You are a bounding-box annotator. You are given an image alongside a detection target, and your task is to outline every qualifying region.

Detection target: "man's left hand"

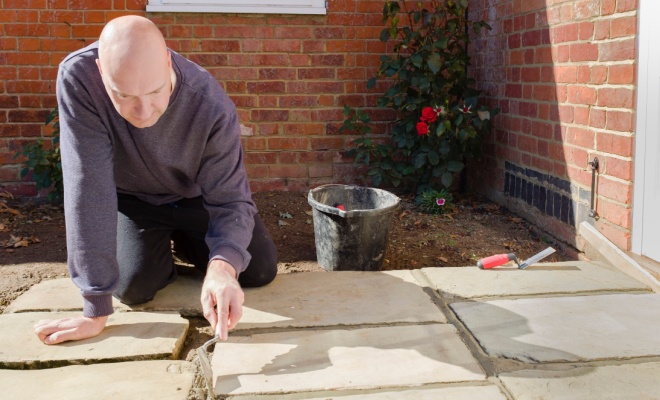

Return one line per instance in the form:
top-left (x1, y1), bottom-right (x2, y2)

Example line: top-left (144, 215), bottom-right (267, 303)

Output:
top-left (201, 259), bottom-right (244, 340)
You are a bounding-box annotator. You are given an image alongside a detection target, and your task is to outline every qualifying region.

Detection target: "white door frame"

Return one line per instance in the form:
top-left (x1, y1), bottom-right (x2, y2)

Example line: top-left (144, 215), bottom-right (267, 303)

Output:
top-left (632, 0), bottom-right (660, 257)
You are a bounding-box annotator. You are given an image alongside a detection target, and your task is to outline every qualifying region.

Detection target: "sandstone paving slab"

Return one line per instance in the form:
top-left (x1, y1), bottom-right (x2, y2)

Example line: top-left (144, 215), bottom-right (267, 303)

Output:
top-left (0, 360), bottom-right (194, 400)
top-left (451, 293), bottom-right (660, 363)
top-left (227, 384), bottom-right (507, 399)
top-left (421, 261), bottom-right (650, 300)
top-left (5, 276), bottom-right (203, 314)
top-left (0, 311), bottom-right (188, 368)
top-left (212, 324), bottom-right (485, 396)
top-left (237, 270), bottom-right (445, 330)
top-left (500, 362), bottom-right (660, 400)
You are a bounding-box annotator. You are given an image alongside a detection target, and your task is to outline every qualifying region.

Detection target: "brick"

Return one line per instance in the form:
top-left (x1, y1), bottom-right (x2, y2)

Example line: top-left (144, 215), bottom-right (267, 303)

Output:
top-left (603, 156), bottom-right (633, 181)
top-left (596, 131), bottom-right (633, 156)
top-left (570, 146), bottom-right (589, 167)
top-left (252, 54), bottom-right (289, 67)
top-left (8, 109), bottom-right (49, 123)
top-left (0, 96), bottom-right (19, 108)
top-left (590, 65), bottom-right (608, 84)
top-left (574, 106), bottom-right (590, 125)
top-left (532, 84), bottom-right (556, 102)
top-left (599, 39), bottom-right (636, 62)
top-left (598, 176), bottom-right (633, 204)
top-left (250, 109), bottom-right (289, 123)
top-left (6, 80), bottom-right (50, 93)
top-left (283, 123), bottom-right (324, 135)
top-left (578, 21), bottom-right (594, 40)
top-left (310, 54), bottom-right (344, 66)
top-left (298, 68), bottom-right (335, 80)
top-left (597, 87), bottom-right (634, 109)
top-left (263, 40), bottom-right (301, 52)
top-left (246, 165), bottom-right (269, 178)
top-left (552, 23), bottom-right (578, 43)
top-left (568, 126), bottom-right (595, 148)
top-left (327, 40), bottom-right (366, 53)
top-left (617, 0), bottom-right (638, 12)
top-left (570, 43), bottom-right (598, 62)
top-left (39, 10), bottom-right (83, 23)
top-left (594, 20), bottom-right (610, 40)
top-left (608, 64), bottom-right (635, 84)
top-left (306, 82), bottom-right (344, 94)
top-left (605, 110), bottom-right (634, 132)
top-left (567, 86), bottom-right (597, 105)
top-left (611, 15), bottom-right (637, 38)
top-left (304, 40), bottom-right (326, 53)
top-left (308, 164), bottom-right (333, 178)
top-left (314, 27), bottom-right (344, 39)
top-left (577, 66), bottom-right (591, 84)
top-left (269, 164), bottom-right (307, 179)
top-left (575, 0), bottom-right (601, 19)
top-left (259, 96), bottom-right (278, 108)
top-left (522, 30), bottom-right (542, 47)
top-left (259, 68), bottom-right (296, 80)
top-left (602, 0), bottom-right (616, 15)
top-left (521, 67), bottom-right (540, 82)
top-left (84, 11), bottom-right (106, 23)
top-left (280, 96), bottom-right (318, 108)
top-left (268, 137), bottom-right (308, 150)
top-left (200, 40), bottom-right (240, 52)
top-left (5, 23), bottom-right (49, 36)
top-left (555, 66), bottom-right (577, 83)
top-left (596, 221), bottom-right (630, 250)
top-left (72, 24), bottom-right (104, 38)
top-left (311, 137), bottom-right (344, 150)
top-left (278, 152), bottom-right (297, 164)
top-left (598, 199), bottom-right (632, 229)
top-left (589, 108), bottom-right (606, 129)
top-left (273, 26), bottom-right (313, 40)
top-left (247, 81), bottom-right (286, 94)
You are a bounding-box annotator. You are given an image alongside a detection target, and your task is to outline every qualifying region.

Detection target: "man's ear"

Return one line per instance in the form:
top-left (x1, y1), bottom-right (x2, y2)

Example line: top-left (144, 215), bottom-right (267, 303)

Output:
top-left (167, 50), bottom-right (172, 68)
top-left (96, 58), bottom-right (103, 77)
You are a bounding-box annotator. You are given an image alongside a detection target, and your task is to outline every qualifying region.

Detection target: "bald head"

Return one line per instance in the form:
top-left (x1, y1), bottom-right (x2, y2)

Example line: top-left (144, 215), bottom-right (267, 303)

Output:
top-left (96, 16), bottom-right (174, 128)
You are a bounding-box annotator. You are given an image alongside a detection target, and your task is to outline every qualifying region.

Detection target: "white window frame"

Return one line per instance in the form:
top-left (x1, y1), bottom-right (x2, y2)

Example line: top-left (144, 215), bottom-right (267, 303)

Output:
top-left (146, 0), bottom-right (326, 14)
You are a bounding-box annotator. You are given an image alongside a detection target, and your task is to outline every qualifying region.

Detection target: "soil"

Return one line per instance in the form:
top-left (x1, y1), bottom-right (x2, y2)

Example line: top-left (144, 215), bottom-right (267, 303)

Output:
top-left (0, 189), bottom-right (577, 362)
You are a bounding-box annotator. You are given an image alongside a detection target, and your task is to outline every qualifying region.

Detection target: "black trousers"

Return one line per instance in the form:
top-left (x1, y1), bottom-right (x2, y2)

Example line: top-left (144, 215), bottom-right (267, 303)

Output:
top-left (115, 193), bottom-right (278, 305)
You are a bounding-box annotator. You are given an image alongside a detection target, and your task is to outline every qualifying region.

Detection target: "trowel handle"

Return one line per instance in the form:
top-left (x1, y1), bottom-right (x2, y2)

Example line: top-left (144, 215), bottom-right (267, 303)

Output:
top-left (477, 253), bottom-right (517, 269)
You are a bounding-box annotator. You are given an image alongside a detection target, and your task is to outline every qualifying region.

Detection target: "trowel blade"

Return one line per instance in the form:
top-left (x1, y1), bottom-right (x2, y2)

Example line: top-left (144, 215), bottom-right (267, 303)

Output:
top-left (519, 247), bottom-right (556, 269)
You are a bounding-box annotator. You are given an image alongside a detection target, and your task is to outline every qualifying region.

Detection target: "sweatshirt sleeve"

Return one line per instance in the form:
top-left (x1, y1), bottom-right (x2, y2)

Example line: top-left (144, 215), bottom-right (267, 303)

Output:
top-left (196, 99), bottom-right (256, 275)
top-left (58, 63), bottom-right (118, 317)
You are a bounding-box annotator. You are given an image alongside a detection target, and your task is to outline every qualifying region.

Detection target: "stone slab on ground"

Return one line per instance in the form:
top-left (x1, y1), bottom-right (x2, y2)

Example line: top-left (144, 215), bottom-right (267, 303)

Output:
top-left (212, 324), bottom-right (484, 396)
top-left (500, 362), bottom-right (660, 400)
top-left (5, 276), bottom-right (203, 314)
top-left (451, 293), bottom-right (660, 363)
top-left (421, 261), bottom-right (649, 299)
top-left (227, 384), bottom-right (507, 399)
top-left (0, 312), bottom-right (188, 368)
top-left (0, 360), bottom-right (194, 400)
top-left (237, 270), bottom-right (445, 330)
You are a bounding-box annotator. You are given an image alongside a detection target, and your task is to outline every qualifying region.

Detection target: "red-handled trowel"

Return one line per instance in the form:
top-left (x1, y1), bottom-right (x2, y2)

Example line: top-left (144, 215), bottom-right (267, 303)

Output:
top-left (477, 246), bottom-right (556, 270)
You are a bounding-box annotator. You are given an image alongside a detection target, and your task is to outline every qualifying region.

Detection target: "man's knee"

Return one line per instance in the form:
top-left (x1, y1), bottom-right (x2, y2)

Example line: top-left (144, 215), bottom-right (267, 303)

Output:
top-left (113, 285), bottom-right (156, 306)
top-left (239, 258), bottom-right (278, 287)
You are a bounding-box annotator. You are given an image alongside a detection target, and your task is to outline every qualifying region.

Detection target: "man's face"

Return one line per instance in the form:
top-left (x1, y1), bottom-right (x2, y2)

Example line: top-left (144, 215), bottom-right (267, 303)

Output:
top-left (97, 52), bottom-right (172, 129)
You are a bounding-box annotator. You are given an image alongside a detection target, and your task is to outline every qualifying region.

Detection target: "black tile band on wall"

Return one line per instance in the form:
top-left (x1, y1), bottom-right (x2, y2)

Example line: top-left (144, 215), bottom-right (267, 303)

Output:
top-left (504, 161), bottom-right (576, 226)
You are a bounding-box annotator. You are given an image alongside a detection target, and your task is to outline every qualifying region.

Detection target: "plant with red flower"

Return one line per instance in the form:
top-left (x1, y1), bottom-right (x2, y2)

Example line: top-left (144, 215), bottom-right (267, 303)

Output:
top-left (416, 122), bottom-right (429, 136)
top-left (420, 106), bottom-right (437, 123)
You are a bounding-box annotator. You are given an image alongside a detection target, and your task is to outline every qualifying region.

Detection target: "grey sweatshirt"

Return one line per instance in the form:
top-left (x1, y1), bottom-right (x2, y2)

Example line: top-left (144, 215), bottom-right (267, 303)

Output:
top-left (57, 42), bottom-right (256, 318)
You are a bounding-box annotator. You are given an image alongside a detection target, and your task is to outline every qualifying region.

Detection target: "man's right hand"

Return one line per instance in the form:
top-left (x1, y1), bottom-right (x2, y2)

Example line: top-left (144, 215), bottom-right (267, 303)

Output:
top-left (34, 315), bottom-right (109, 345)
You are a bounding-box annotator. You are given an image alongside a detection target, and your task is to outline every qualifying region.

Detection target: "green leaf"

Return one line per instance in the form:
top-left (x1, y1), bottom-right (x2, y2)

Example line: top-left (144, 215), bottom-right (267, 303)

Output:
top-left (410, 53), bottom-right (423, 68)
top-left (372, 172), bottom-right (382, 187)
top-left (403, 166), bottom-right (415, 176)
top-left (427, 53), bottom-right (441, 74)
top-left (367, 168), bottom-right (379, 176)
top-left (367, 77), bottom-right (377, 89)
top-left (447, 160), bottom-right (465, 172)
top-left (434, 37), bottom-right (449, 50)
top-left (441, 171), bottom-right (453, 188)
top-left (436, 122), bottom-right (446, 136)
top-left (432, 165), bottom-right (446, 177)
top-left (427, 151), bottom-right (439, 166)
top-left (380, 28), bottom-right (391, 42)
top-left (414, 153), bottom-right (427, 168)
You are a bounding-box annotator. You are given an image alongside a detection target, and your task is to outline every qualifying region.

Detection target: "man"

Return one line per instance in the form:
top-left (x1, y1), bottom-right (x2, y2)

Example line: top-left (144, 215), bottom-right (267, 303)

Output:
top-left (34, 16), bottom-right (277, 345)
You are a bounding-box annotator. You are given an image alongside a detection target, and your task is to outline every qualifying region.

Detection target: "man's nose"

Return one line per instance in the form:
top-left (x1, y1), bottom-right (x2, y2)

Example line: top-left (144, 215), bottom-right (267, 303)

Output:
top-left (133, 97), bottom-right (152, 118)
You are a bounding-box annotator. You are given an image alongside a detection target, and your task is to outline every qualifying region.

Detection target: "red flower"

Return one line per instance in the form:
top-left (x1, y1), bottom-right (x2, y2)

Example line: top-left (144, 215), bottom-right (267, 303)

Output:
top-left (416, 122), bottom-right (429, 136)
top-left (420, 106), bottom-right (437, 123)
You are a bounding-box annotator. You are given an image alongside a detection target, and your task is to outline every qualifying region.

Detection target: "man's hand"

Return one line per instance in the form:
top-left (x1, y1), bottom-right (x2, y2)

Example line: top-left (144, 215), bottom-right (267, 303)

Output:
top-left (34, 315), bottom-right (109, 345)
top-left (201, 259), bottom-right (244, 341)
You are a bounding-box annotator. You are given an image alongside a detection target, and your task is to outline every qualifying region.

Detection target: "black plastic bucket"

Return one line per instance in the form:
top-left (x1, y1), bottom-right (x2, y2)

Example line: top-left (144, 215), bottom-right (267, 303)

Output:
top-left (307, 184), bottom-right (400, 271)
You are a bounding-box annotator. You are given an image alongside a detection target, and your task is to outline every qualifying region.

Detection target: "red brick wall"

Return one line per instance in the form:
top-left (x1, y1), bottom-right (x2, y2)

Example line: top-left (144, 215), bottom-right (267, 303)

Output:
top-left (0, 0), bottom-right (391, 196)
top-left (469, 0), bottom-right (638, 250)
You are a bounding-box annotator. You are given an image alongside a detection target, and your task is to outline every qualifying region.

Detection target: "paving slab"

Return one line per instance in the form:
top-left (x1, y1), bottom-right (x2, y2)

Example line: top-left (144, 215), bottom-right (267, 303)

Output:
top-left (8, 271), bottom-right (443, 330)
top-left (0, 360), bottom-right (194, 400)
top-left (212, 324), bottom-right (485, 396)
top-left (421, 261), bottom-right (649, 299)
top-left (0, 312), bottom-right (188, 368)
top-left (451, 293), bottom-right (660, 363)
top-left (227, 384), bottom-right (507, 399)
top-left (5, 276), bottom-right (203, 314)
top-left (237, 270), bottom-right (445, 330)
top-left (500, 362), bottom-right (660, 400)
